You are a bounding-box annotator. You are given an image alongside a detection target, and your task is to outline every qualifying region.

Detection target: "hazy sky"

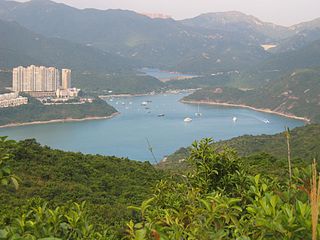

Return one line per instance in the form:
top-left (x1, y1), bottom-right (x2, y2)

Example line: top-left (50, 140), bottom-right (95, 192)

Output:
top-left (16, 0), bottom-right (320, 26)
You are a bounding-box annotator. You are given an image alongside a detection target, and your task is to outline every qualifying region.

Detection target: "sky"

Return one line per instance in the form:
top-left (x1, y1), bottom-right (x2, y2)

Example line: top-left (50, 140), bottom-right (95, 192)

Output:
top-left (15, 0), bottom-right (320, 26)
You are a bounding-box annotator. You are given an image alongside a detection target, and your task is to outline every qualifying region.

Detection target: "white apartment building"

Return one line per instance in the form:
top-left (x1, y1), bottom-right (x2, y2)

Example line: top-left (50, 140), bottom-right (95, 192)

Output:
top-left (61, 69), bottom-right (71, 89)
top-left (12, 65), bottom-right (67, 92)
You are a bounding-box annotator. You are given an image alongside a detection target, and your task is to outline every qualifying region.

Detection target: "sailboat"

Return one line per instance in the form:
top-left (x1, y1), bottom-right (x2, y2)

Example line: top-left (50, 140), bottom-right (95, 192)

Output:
top-left (195, 104), bottom-right (202, 117)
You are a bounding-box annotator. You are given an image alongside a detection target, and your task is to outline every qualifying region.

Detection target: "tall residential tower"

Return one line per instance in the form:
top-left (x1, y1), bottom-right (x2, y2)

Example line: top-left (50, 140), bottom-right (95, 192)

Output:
top-left (12, 65), bottom-right (63, 92)
top-left (61, 69), bottom-right (71, 89)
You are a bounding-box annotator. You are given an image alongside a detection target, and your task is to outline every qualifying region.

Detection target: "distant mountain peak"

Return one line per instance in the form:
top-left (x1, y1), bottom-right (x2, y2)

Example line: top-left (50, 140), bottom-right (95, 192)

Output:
top-left (189, 11), bottom-right (266, 26)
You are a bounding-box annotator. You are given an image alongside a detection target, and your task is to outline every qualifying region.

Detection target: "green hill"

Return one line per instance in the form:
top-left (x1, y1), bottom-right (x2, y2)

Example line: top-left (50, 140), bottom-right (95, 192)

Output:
top-left (0, 137), bottom-right (163, 236)
top-left (0, 19), bottom-right (135, 73)
top-left (183, 68), bottom-right (320, 123)
top-left (160, 124), bottom-right (320, 177)
top-left (0, 96), bottom-right (117, 126)
top-left (0, 0), bottom-right (271, 74)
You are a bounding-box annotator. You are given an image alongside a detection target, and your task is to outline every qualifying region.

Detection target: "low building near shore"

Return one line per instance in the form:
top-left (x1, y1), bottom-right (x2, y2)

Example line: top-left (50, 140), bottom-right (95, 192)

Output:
top-left (0, 92), bottom-right (28, 108)
top-left (56, 88), bottom-right (80, 98)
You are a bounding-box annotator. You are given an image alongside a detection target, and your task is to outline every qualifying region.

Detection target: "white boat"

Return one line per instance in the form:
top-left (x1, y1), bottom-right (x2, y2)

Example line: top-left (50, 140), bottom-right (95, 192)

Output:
top-left (263, 119), bottom-right (270, 124)
top-left (141, 101), bottom-right (148, 106)
top-left (233, 117), bottom-right (237, 123)
top-left (184, 117), bottom-right (193, 123)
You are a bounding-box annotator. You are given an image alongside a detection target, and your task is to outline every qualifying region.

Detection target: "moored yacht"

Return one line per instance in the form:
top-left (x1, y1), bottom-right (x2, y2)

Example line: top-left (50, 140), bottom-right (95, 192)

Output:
top-left (184, 117), bottom-right (193, 123)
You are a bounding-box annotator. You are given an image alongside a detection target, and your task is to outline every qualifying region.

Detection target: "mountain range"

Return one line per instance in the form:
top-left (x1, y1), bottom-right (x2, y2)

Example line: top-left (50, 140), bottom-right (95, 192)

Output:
top-left (0, 0), bottom-right (320, 93)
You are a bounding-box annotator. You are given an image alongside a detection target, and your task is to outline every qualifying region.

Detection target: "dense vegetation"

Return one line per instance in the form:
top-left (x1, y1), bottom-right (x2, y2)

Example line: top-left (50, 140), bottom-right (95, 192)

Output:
top-left (74, 72), bottom-right (165, 95)
top-left (0, 1), bottom-right (320, 239)
top-left (161, 124), bottom-right (320, 177)
top-left (0, 137), bottom-right (163, 238)
top-left (0, 97), bottom-right (117, 126)
top-left (129, 139), bottom-right (320, 239)
top-left (0, 126), bottom-right (319, 239)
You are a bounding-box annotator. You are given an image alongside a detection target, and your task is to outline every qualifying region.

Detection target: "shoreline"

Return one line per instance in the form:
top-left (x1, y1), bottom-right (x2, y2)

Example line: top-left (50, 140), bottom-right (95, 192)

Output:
top-left (99, 89), bottom-right (198, 99)
top-left (0, 112), bottom-right (120, 129)
top-left (181, 99), bottom-right (311, 123)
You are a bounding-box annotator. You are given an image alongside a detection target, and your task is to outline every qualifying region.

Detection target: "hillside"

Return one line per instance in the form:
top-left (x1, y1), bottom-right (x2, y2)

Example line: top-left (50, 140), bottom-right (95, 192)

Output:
top-left (259, 40), bottom-right (320, 73)
top-left (0, 18), bottom-right (171, 93)
top-left (0, 96), bottom-right (117, 126)
top-left (0, 137), bottom-right (163, 236)
top-left (75, 72), bottom-right (166, 95)
top-left (1, 130), bottom-right (318, 238)
top-left (0, 19), bottom-right (135, 72)
top-left (181, 11), bottom-right (292, 41)
top-left (0, 0), bottom-right (271, 73)
top-left (183, 68), bottom-right (320, 122)
top-left (160, 124), bottom-right (320, 176)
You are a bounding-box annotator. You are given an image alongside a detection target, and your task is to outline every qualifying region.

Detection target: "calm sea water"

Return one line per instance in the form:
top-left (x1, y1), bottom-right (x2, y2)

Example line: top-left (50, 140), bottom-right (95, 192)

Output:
top-left (0, 93), bottom-right (304, 162)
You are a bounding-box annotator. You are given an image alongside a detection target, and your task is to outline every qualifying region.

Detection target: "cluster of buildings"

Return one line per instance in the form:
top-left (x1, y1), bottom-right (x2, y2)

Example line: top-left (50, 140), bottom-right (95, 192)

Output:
top-left (0, 65), bottom-right (81, 108)
top-left (0, 92), bottom-right (28, 108)
top-left (12, 65), bottom-right (76, 98)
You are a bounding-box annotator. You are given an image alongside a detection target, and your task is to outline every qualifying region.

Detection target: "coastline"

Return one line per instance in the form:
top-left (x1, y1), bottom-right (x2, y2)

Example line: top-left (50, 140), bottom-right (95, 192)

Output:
top-left (0, 112), bottom-right (120, 129)
top-left (181, 99), bottom-right (311, 123)
top-left (99, 88), bottom-right (198, 99)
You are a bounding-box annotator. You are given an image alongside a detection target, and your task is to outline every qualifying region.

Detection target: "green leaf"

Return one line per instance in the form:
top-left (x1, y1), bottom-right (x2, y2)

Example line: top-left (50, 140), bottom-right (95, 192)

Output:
top-left (0, 229), bottom-right (8, 238)
top-left (39, 238), bottom-right (62, 240)
top-left (11, 177), bottom-right (19, 190)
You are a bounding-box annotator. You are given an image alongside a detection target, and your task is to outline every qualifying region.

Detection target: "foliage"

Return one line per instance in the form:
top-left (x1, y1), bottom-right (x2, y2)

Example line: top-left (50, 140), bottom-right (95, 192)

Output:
top-left (0, 138), bottom-right (164, 237)
top-left (161, 124), bottom-right (320, 179)
top-left (0, 137), bottom-right (19, 190)
top-left (128, 138), bottom-right (319, 239)
top-left (0, 202), bottom-right (111, 240)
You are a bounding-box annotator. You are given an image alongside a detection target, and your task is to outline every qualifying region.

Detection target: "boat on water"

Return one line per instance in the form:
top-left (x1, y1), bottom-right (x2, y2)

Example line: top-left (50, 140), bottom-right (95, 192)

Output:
top-left (141, 101), bottom-right (148, 106)
top-left (263, 119), bottom-right (270, 124)
top-left (158, 114), bottom-right (165, 117)
top-left (184, 117), bottom-right (193, 123)
top-left (195, 104), bottom-right (202, 117)
top-left (233, 117), bottom-right (237, 123)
